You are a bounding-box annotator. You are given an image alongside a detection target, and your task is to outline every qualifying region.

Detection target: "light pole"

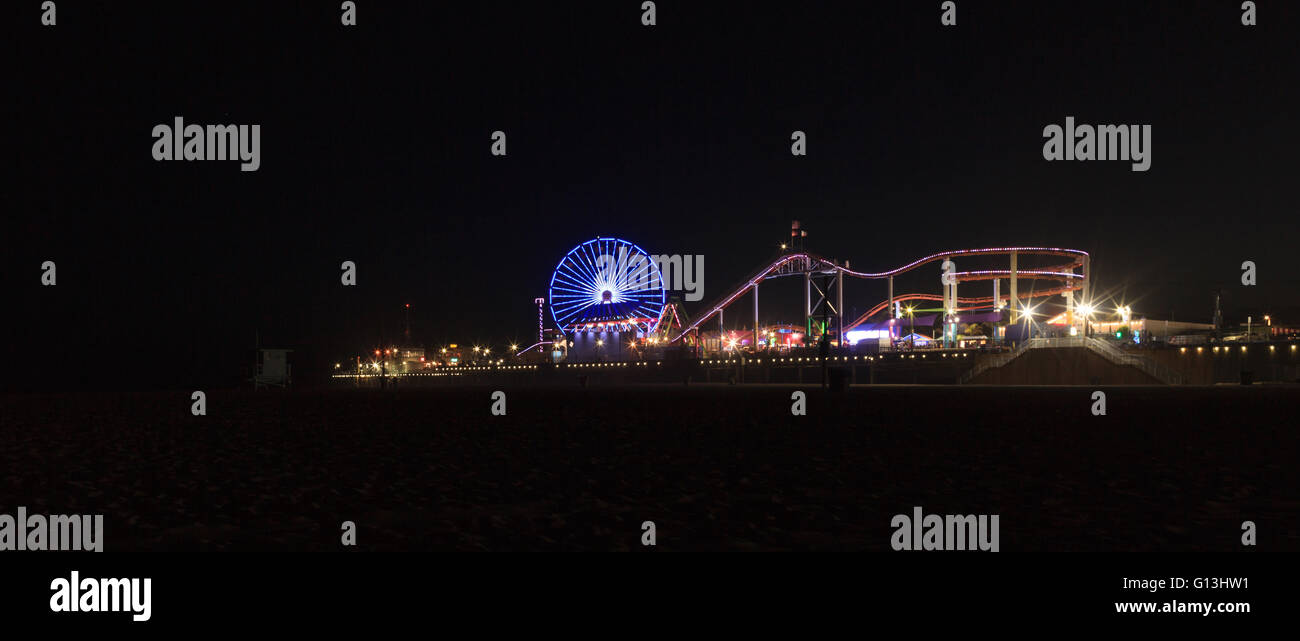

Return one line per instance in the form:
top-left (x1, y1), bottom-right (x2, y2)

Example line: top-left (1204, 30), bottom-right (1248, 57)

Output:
top-left (1021, 304), bottom-right (1036, 342)
top-left (1078, 304), bottom-right (1094, 338)
top-left (907, 305), bottom-right (915, 350)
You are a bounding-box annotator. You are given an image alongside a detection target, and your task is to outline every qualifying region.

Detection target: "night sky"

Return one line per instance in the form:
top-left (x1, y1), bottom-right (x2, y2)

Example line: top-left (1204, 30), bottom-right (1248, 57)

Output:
top-left (10, 1), bottom-right (1299, 389)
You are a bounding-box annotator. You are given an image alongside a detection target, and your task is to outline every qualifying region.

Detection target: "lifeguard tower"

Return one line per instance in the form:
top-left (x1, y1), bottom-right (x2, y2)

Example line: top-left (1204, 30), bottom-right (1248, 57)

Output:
top-left (253, 347), bottom-right (293, 389)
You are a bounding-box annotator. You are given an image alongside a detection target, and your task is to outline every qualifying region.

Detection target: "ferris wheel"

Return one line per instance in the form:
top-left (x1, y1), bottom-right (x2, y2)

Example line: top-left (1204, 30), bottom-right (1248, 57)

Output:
top-left (548, 237), bottom-right (666, 333)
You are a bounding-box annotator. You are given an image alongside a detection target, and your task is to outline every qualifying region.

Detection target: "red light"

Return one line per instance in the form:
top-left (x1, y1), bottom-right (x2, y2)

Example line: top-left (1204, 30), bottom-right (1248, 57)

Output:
top-left (405, 303), bottom-right (410, 308)
top-left (374, 350), bottom-right (380, 356)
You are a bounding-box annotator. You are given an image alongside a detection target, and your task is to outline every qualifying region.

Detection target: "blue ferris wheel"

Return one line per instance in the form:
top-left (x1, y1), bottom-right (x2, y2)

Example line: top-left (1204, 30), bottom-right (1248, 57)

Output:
top-left (549, 237), bottom-right (666, 333)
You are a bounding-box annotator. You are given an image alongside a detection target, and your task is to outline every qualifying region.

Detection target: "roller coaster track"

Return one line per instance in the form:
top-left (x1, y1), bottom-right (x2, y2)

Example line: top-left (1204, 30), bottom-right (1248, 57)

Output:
top-left (668, 247), bottom-right (1088, 343)
top-left (850, 284), bottom-right (1083, 325)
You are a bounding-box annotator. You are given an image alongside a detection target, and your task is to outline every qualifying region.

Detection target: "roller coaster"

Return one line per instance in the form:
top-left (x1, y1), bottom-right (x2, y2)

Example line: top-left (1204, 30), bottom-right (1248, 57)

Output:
top-left (664, 228), bottom-right (1090, 349)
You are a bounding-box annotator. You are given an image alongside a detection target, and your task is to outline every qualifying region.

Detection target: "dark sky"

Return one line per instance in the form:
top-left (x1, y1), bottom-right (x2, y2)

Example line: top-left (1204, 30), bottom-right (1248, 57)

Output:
top-left (10, 1), bottom-right (1299, 389)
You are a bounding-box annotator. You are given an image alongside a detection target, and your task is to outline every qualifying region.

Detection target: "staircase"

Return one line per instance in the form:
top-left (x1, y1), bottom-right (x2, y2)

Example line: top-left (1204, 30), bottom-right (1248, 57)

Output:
top-left (961, 337), bottom-right (1183, 385)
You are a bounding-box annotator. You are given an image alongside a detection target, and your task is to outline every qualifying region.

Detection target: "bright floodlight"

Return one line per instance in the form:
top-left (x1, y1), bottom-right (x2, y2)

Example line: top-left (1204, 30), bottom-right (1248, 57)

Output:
top-left (1078, 303), bottom-right (1094, 317)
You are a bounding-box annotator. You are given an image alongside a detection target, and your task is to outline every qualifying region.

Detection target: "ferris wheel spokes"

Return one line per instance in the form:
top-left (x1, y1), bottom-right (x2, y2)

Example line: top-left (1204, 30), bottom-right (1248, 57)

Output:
top-left (548, 237), bottom-right (667, 334)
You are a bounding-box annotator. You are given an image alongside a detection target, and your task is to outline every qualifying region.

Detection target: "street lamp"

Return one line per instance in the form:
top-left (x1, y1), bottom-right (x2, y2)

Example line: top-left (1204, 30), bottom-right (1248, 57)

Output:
top-left (1077, 303), bottom-right (1094, 337)
top-left (906, 305), bottom-right (915, 350)
top-left (951, 306), bottom-right (961, 348)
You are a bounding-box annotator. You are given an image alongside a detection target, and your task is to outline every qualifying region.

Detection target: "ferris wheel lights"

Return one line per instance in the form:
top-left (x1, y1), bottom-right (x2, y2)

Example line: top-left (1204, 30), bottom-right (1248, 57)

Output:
top-left (549, 238), bottom-right (667, 333)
